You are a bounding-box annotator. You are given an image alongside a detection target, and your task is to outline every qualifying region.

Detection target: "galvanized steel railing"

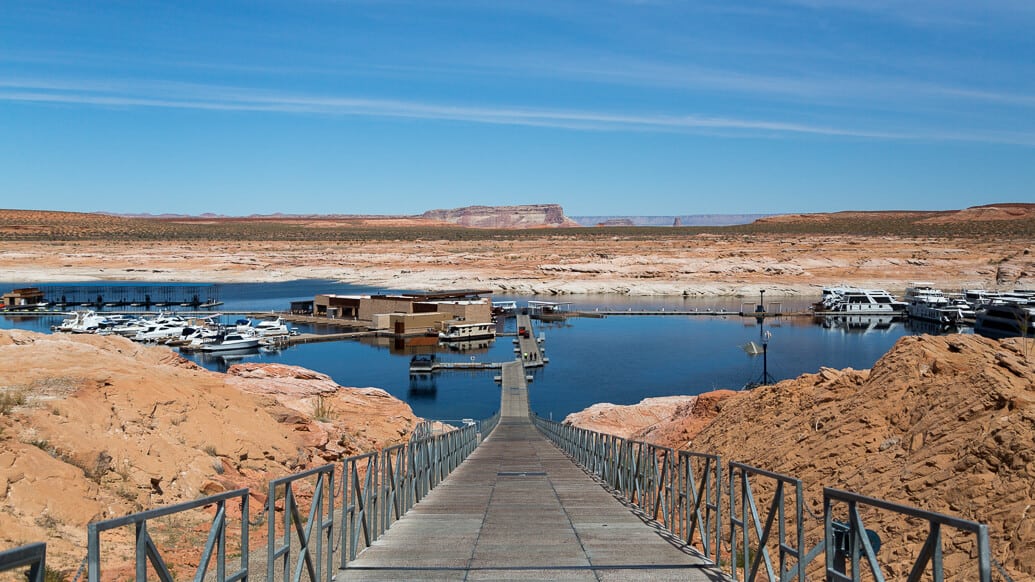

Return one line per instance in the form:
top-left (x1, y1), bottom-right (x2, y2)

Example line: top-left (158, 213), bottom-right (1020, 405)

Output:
top-left (532, 414), bottom-right (723, 563)
top-left (60, 411), bottom-right (497, 581)
top-left (87, 488), bottom-right (249, 582)
top-left (340, 420), bottom-right (482, 567)
top-left (267, 463), bottom-right (336, 582)
top-left (342, 451), bottom-right (378, 565)
top-left (0, 542), bottom-right (46, 582)
top-left (824, 487), bottom-right (992, 582)
top-left (728, 462), bottom-right (817, 582)
top-left (479, 409), bottom-right (501, 440)
top-left (534, 416), bottom-right (997, 582)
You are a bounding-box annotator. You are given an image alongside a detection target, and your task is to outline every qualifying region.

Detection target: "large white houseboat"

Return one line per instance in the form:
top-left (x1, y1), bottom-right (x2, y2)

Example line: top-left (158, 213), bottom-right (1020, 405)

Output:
top-left (438, 321), bottom-right (496, 341)
top-left (814, 287), bottom-right (907, 315)
top-left (904, 283), bottom-right (965, 324)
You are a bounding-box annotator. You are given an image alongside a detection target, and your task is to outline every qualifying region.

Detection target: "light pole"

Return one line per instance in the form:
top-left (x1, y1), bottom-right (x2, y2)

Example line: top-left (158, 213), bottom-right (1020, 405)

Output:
top-left (762, 329), bottom-right (771, 385)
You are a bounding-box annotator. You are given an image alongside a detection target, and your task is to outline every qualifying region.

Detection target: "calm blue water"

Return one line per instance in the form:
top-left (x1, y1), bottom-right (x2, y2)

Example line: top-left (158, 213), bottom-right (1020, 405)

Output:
top-left (1, 280), bottom-right (960, 422)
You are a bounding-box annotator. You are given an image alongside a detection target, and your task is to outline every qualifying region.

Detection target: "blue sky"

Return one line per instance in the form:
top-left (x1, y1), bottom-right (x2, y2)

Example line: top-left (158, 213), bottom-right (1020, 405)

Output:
top-left (2, 1), bottom-right (1033, 216)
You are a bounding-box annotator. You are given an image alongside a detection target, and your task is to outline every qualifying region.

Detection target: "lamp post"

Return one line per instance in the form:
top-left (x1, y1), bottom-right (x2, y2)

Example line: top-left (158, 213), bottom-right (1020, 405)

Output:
top-left (762, 329), bottom-right (771, 385)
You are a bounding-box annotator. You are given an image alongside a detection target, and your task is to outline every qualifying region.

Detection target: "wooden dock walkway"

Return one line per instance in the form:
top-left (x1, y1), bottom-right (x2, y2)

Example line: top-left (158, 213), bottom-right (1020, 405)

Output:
top-left (339, 321), bottom-right (726, 581)
top-left (513, 314), bottom-right (546, 368)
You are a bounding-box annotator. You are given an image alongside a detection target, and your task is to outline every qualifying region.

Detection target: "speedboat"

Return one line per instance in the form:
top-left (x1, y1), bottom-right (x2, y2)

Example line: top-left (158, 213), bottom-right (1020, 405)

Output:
top-left (236, 317), bottom-right (293, 337)
top-left (199, 332), bottom-right (261, 352)
top-left (133, 320), bottom-right (190, 342)
top-left (814, 287), bottom-right (907, 315)
top-left (53, 310), bottom-right (107, 333)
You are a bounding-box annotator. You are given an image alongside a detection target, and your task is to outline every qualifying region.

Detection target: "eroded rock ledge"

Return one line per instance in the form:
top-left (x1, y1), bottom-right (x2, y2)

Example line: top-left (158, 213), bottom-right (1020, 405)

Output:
top-left (0, 330), bottom-right (419, 572)
top-left (564, 334), bottom-right (1035, 580)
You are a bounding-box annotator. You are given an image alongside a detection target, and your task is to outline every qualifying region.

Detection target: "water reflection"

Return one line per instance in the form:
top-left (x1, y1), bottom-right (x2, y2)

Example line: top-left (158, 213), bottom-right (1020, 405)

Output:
top-left (815, 314), bottom-right (904, 335)
top-left (191, 347), bottom-right (263, 372)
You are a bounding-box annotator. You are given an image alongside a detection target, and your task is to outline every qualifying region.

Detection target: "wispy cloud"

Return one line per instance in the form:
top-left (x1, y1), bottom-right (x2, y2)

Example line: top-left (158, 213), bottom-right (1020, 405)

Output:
top-left (3, 77), bottom-right (1034, 146)
top-left (779, 0), bottom-right (1035, 28)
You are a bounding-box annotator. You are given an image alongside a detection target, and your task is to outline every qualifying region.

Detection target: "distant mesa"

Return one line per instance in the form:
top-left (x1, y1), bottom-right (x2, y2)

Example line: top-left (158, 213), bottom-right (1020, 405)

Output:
top-left (420, 204), bottom-right (581, 229)
top-left (571, 214), bottom-right (770, 227)
top-left (756, 202), bottom-right (1035, 225)
top-left (595, 218), bottom-right (635, 227)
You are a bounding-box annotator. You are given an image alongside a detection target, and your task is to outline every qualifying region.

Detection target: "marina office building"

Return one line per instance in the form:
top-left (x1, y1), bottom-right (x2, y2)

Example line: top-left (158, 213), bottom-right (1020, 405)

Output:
top-left (313, 290), bottom-right (493, 334)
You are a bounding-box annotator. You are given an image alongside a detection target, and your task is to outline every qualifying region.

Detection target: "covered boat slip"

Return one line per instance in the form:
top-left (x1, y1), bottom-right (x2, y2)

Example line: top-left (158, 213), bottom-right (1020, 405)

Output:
top-left (340, 326), bottom-right (721, 580)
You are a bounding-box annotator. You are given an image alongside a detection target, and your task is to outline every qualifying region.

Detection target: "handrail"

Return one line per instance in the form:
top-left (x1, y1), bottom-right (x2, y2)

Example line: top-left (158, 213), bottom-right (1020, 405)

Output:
top-left (0, 542), bottom-right (46, 582)
top-left (679, 450), bottom-right (723, 564)
top-left (267, 463), bottom-right (335, 582)
top-left (532, 414), bottom-right (722, 563)
top-left (728, 462), bottom-right (814, 582)
top-left (824, 487), bottom-right (992, 582)
top-left (88, 488), bottom-right (249, 582)
top-left (479, 409), bottom-right (501, 440)
top-left (340, 421), bottom-right (481, 568)
top-left (341, 451), bottom-right (378, 566)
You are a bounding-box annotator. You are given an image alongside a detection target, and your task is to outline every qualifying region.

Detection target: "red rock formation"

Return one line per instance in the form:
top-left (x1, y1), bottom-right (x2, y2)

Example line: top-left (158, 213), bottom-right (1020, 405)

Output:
top-left (0, 330), bottom-right (419, 575)
top-left (420, 204), bottom-right (580, 228)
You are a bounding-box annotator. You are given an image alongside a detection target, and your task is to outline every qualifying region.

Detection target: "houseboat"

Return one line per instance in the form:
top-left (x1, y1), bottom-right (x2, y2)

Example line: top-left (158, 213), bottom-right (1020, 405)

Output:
top-left (814, 287), bottom-right (907, 315)
top-left (438, 321), bottom-right (496, 341)
top-left (974, 304), bottom-right (1035, 340)
top-left (904, 283), bottom-right (965, 324)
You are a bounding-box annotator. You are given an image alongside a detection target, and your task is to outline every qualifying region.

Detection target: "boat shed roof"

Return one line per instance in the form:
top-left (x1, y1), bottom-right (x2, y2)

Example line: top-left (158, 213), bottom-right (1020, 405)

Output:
top-left (372, 289), bottom-right (493, 300)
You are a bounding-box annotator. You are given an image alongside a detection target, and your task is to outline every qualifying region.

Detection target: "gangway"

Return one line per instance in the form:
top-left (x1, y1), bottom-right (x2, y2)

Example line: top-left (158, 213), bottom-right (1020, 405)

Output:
top-left (338, 334), bottom-right (718, 580)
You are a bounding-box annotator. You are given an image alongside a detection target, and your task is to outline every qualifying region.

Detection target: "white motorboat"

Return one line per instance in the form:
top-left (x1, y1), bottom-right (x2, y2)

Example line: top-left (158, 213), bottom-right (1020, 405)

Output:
top-left (904, 283), bottom-right (965, 324)
top-left (133, 321), bottom-right (190, 342)
top-left (438, 322), bottom-right (496, 341)
top-left (814, 287), bottom-right (907, 315)
top-left (974, 304), bottom-right (1035, 339)
top-left (199, 332), bottom-right (261, 352)
top-left (236, 317), bottom-right (293, 337)
top-left (53, 310), bottom-right (107, 333)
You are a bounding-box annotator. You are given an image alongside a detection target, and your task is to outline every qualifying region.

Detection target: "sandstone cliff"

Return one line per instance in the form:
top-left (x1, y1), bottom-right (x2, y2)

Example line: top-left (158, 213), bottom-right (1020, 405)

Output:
top-left (565, 335), bottom-right (1034, 580)
top-left (420, 204), bottom-right (580, 228)
top-left (0, 330), bottom-right (419, 574)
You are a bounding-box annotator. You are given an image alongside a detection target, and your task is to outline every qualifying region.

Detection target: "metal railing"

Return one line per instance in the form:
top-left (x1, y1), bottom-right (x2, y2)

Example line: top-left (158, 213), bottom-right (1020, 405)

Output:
top-left (534, 415), bottom-right (997, 582)
top-left (342, 451), bottom-right (379, 565)
top-left (59, 411), bottom-right (497, 581)
top-left (532, 414), bottom-right (723, 563)
top-left (824, 487), bottom-right (992, 582)
top-left (267, 463), bottom-right (335, 582)
top-left (340, 420), bottom-right (482, 567)
top-left (728, 462), bottom-right (817, 582)
top-left (0, 542), bottom-right (46, 582)
top-left (87, 488), bottom-right (249, 582)
top-left (479, 409), bottom-right (501, 440)
top-left (679, 451), bottom-right (723, 563)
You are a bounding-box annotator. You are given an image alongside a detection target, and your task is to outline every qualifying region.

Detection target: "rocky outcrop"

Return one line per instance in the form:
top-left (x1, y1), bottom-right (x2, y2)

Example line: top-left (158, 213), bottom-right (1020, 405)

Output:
top-left (420, 204), bottom-right (580, 228)
top-left (562, 392), bottom-right (737, 442)
top-left (565, 334), bottom-right (1035, 580)
top-left (0, 330), bottom-right (419, 575)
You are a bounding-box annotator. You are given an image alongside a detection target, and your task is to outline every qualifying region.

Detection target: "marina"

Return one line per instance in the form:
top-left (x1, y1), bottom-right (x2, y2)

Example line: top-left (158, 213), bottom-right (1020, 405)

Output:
top-left (3, 280), bottom-right (1032, 422)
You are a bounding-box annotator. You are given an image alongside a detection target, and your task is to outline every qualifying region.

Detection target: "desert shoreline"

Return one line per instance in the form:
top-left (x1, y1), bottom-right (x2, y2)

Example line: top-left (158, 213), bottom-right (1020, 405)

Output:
top-left (1, 236), bottom-right (1031, 298)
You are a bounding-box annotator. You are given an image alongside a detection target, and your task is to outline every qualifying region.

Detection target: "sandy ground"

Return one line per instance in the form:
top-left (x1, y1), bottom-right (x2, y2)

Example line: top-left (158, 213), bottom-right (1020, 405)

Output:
top-left (1, 236), bottom-right (1031, 297)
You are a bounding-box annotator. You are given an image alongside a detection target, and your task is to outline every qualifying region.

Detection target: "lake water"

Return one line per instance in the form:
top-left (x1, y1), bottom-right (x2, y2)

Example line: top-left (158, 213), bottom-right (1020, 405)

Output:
top-left (1, 280), bottom-right (965, 422)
